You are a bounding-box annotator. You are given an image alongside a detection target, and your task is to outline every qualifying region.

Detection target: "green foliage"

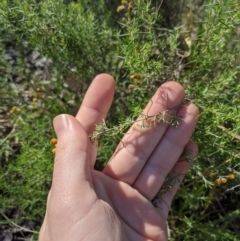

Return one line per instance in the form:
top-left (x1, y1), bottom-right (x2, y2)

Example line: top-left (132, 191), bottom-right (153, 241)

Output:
top-left (0, 72), bottom-right (73, 229)
top-left (0, 0), bottom-right (240, 240)
top-left (0, 0), bottom-right (119, 81)
top-left (1, 117), bottom-right (53, 220)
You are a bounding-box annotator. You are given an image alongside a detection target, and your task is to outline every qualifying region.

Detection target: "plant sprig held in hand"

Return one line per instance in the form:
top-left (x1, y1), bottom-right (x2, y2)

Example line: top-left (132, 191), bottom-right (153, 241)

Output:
top-left (89, 99), bottom-right (184, 143)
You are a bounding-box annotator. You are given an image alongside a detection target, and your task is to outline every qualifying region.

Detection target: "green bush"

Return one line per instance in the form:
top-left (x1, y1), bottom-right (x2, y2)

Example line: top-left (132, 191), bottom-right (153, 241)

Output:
top-left (0, 0), bottom-right (239, 240)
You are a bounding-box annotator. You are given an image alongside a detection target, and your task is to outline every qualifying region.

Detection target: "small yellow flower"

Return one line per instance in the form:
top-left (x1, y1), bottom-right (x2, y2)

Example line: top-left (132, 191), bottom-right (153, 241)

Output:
top-left (50, 138), bottom-right (58, 145)
top-left (9, 106), bottom-right (17, 114)
top-left (134, 80), bottom-right (141, 85)
top-left (121, 0), bottom-right (127, 5)
top-left (214, 178), bottom-right (222, 186)
top-left (229, 173), bottom-right (235, 180)
top-left (128, 84), bottom-right (135, 90)
top-left (221, 177), bottom-right (227, 184)
top-left (32, 97), bottom-right (38, 103)
top-left (52, 148), bottom-right (56, 154)
top-left (128, 2), bottom-right (133, 12)
top-left (130, 74), bottom-right (141, 80)
top-left (35, 87), bottom-right (41, 92)
top-left (209, 172), bottom-right (215, 178)
top-left (130, 75), bottom-right (135, 80)
top-left (117, 5), bottom-right (125, 13)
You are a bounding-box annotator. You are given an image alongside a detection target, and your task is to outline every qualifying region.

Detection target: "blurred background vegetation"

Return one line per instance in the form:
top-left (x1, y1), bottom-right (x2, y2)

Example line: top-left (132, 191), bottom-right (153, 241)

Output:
top-left (0, 0), bottom-right (239, 240)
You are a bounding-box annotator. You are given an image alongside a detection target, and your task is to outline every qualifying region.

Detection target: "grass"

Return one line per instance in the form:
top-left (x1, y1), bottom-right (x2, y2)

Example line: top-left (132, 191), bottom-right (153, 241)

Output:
top-left (0, 0), bottom-right (240, 240)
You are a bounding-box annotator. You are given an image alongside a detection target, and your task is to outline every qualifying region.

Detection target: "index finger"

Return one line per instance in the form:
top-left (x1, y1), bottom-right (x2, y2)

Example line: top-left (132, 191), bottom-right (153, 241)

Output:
top-left (75, 74), bottom-right (115, 167)
top-left (76, 73), bottom-right (115, 135)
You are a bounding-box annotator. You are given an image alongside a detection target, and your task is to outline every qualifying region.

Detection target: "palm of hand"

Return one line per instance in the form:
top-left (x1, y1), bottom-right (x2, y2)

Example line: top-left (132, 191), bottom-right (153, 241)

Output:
top-left (39, 74), bottom-right (198, 241)
top-left (91, 170), bottom-right (167, 241)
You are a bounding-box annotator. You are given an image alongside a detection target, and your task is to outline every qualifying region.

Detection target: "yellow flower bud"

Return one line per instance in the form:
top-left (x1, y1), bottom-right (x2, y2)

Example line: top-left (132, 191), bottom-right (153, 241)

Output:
top-left (117, 5), bottom-right (125, 13)
top-left (52, 148), bottom-right (56, 154)
top-left (128, 84), bottom-right (135, 90)
top-left (128, 2), bottom-right (133, 11)
top-left (214, 178), bottom-right (222, 186)
top-left (50, 138), bottom-right (58, 145)
top-left (221, 177), bottom-right (227, 184)
top-left (209, 172), bottom-right (215, 178)
top-left (229, 173), bottom-right (235, 180)
top-left (9, 106), bottom-right (17, 114)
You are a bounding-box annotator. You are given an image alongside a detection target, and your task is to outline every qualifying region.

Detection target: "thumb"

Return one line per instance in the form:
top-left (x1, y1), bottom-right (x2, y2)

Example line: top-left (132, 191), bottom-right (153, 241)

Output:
top-left (51, 114), bottom-right (93, 201)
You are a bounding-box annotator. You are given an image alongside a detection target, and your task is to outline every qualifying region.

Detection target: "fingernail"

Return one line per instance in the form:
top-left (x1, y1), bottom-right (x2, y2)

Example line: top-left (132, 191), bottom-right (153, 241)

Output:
top-left (53, 114), bottom-right (71, 136)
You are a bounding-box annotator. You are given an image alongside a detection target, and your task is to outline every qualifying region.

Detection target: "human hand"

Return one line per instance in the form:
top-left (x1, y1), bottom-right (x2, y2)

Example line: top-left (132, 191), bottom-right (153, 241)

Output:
top-left (39, 74), bottom-right (199, 241)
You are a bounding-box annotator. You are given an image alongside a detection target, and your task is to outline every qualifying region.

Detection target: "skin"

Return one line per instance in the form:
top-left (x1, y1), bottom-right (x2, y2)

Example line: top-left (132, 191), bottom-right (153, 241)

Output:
top-left (39, 74), bottom-right (199, 241)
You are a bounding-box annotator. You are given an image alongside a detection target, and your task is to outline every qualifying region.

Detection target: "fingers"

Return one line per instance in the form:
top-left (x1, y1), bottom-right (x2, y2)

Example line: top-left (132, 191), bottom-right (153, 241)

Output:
top-left (75, 73), bottom-right (115, 135)
top-left (103, 81), bottom-right (185, 184)
top-left (50, 114), bottom-right (96, 209)
top-left (132, 103), bottom-right (199, 200)
top-left (156, 141), bottom-right (198, 220)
